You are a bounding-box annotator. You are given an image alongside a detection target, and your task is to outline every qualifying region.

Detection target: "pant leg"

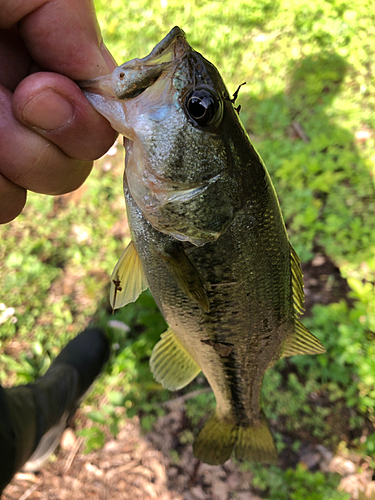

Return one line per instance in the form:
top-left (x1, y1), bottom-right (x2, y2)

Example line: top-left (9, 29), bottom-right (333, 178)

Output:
top-left (0, 383), bottom-right (37, 493)
top-left (0, 365), bottom-right (80, 494)
top-left (0, 327), bottom-right (109, 494)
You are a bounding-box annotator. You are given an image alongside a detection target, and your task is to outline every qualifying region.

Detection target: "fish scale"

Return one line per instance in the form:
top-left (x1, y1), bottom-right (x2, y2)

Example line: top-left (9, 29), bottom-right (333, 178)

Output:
top-left (80, 26), bottom-right (325, 465)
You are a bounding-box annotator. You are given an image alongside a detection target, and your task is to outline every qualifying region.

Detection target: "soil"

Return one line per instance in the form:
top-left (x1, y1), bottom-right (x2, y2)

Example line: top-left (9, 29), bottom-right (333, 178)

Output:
top-left (301, 250), bottom-right (354, 315)
top-left (3, 415), bottom-right (264, 500)
top-left (2, 253), bottom-right (372, 500)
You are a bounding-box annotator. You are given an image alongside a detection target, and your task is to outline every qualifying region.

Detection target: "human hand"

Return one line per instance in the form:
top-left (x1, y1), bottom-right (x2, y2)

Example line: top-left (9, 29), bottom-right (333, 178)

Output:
top-left (0, 0), bottom-right (118, 224)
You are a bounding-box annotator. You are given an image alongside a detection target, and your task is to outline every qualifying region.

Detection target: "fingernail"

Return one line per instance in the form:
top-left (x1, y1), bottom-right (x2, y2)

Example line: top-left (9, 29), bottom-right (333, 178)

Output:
top-left (22, 89), bottom-right (74, 131)
top-left (100, 41), bottom-right (117, 71)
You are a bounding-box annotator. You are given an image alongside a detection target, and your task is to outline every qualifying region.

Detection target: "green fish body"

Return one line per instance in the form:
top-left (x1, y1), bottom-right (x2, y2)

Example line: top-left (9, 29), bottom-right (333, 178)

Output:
top-left (81, 27), bottom-right (325, 465)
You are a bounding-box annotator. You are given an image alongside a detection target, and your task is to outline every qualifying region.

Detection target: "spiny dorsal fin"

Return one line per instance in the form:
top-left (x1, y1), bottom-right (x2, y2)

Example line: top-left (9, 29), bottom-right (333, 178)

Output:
top-left (150, 328), bottom-right (201, 391)
top-left (282, 320), bottom-right (325, 357)
top-left (158, 244), bottom-right (209, 312)
top-left (110, 241), bottom-right (148, 310)
top-left (290, 243), bottom-right (305, 316)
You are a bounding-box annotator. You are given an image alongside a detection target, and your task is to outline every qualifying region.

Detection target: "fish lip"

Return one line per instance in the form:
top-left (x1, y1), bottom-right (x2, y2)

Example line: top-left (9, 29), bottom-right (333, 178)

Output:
top-left (78, 27), bottom-right (190, 99)
top-left (146, 26), bottom-right (188, 61)
top-left (79, 74), bottom-right (116, 97)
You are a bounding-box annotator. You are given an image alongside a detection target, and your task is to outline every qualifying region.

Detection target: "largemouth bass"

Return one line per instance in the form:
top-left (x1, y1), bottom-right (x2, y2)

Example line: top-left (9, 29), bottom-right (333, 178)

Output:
top-left (81, 27), bottom-right (325, 465)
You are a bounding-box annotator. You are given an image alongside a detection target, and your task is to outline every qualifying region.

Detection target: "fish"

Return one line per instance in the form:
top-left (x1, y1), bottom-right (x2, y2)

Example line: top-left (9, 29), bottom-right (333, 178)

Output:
top-left (80, 27), bottom-right (325, 465)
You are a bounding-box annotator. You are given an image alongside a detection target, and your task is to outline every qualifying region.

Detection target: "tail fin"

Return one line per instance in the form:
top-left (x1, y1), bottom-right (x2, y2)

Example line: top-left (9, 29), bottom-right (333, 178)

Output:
top-left (193, 411), bottom-right (277, 465)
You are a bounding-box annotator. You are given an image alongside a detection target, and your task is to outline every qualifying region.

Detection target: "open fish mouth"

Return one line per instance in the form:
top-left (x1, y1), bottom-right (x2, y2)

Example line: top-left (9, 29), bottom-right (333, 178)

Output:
top-left (79, 27), bottom-right (189, 100)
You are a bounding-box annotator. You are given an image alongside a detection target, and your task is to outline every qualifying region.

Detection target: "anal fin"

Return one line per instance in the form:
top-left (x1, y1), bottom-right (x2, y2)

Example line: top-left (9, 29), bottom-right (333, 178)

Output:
top-left (150, 328), bottom-right (201, 391)
top-left (110, 241), bottom-right (148, 310)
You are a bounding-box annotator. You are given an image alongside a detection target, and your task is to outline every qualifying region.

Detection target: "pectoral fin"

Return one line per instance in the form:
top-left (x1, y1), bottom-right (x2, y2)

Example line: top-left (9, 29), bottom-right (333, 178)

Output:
top-left (158, 245), bottom-right (209, 312)
top-left (150, 328), bottom-right (201, 391)
top-left (282, 320), bottom-right (325, 357)
top-left (110, 241), bottom-right (148, 310)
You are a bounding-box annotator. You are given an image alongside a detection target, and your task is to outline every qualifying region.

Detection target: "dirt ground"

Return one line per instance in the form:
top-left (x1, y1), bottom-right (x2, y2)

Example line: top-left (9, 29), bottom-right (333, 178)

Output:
top-left (3, 406), bottom-right (375, 500)
top-left (3, 414), bottom-right (263, 500)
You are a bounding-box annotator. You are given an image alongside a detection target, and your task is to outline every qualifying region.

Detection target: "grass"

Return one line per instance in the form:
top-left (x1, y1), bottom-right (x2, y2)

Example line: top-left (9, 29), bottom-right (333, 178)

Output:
top-left (1, 0), bottom-right (375, 498)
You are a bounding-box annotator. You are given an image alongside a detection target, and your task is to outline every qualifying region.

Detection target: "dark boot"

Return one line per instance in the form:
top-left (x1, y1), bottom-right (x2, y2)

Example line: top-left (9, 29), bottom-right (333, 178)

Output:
top-left (0, 327), bottom-right (110, 493)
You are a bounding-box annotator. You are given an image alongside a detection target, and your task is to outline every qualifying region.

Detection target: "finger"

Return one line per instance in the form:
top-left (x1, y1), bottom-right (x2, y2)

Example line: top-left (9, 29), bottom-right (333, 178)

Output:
top-left (0, 174), bottom-right (27, 224)
top-left (0, 27), bottom-right (32, 91)
top-left (0, 85), bottom-right (93, 195)
top-left (13, 73), bottom-right (117, 161)
top-left (0, 0), bottom-right (116, 79)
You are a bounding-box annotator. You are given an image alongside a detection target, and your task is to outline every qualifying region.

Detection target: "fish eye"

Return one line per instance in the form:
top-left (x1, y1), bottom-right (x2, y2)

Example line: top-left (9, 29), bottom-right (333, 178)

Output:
top-left (185, 89), bottom-right (222, 127)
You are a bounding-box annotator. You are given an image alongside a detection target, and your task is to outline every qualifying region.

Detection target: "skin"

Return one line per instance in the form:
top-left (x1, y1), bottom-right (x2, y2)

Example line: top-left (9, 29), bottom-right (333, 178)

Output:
top-left (0, 0), bottom-right (118, 224)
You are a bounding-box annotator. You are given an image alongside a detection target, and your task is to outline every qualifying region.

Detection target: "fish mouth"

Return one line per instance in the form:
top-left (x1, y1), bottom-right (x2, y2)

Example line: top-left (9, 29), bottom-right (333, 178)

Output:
top-left (79, 27), bottom-right (189, 100)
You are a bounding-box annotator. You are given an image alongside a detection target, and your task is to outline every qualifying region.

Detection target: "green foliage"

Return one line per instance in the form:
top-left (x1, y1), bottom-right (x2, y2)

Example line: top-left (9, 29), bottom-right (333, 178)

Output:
top-left (362, 433), bottom-right (375, 463)
top-left (185, 390), bottom-right (215, 428)
top-left (0, 151), bottom-right (126, 384)
top-left (247, 464), bottom-right (350, 500)
top-left (78, 426), bottom-right (106, 454)
top-left (86, 290), bottom-right (169, 436)
top-left (105, 291), bottom-right (169, 411)
top-left (262, 297), bottom-right (375, 448)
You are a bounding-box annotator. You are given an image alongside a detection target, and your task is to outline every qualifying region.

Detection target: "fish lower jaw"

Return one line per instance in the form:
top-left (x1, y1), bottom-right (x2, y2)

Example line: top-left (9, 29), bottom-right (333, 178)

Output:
top-left (142, 212), bottom-right (220, 246)
top-left (165, 229), bottom-right (217, 247)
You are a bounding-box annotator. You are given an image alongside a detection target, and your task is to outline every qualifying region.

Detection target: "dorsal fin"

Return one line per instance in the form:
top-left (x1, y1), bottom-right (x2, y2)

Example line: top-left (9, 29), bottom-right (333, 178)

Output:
top-left (109, 241), bottom-right (148, 310)
top-left (290, 243), bottom-right (305, 316)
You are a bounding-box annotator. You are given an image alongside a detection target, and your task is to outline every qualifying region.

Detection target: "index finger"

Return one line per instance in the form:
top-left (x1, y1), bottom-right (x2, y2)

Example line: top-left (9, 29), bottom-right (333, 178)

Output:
top-left (0, 0), bottom-right (116, 79)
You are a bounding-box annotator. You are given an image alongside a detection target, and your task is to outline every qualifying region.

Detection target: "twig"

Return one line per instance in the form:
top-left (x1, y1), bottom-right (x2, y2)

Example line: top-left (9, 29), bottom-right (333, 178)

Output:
top-left (64, 436), bottom-right (83, 473)
top-left (292, 121), bottom-right (310, 143)
top-left (161, 388), bottom-right (211, 408)
top-left (18, 483), bottom-right (39, 500)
